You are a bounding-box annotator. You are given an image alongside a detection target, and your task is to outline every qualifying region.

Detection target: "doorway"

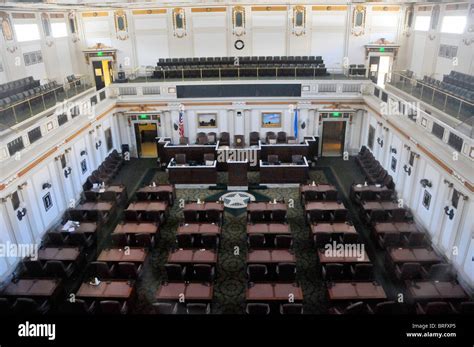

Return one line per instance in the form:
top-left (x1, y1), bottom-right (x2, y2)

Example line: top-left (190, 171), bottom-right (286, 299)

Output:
top-left (322, 121), bottom-right (346, 157)
top-left (369, 55), bottom-right (391, 87)
top-left (134, 123), bottom-right (158, 158)
top-left (92, 60), bottom-right (113, 90)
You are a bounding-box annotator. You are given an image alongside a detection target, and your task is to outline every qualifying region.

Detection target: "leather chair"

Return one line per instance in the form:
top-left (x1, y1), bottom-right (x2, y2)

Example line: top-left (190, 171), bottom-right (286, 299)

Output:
top-left (153, 302), bottom-right (178, 314)
top-left (100, 300), bottom-right (128, 314)
top-left (322, 263), bottom-right (346, 281)
top-left (247, 264), bottom-right (268, 283)
top-left (248, 234), bottom-right (266, 249)
top-left (280, 304), bottom-right (303, 315)
top-left (276, 263), bottom-right (296, 282)
top-left (246, 303), bottom-right (270, 315)
top-left (186, 303), bottom-right (211, 314)
top-left (277, 131), bottom-right (287, 144)
top-left (45, 260), bottom-right (74, 278)
top-left (219, 132), bottom-right (230, 146)
top-left (164, 264), bottom-right (186, 282)
top-left (179, 137), bottom-right (188, 145)
top-left (249, 132), bottom-right (260, 146)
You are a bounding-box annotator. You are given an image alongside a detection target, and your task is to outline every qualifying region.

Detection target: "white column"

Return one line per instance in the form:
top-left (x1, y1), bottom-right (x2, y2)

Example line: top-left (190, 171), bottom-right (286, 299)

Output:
top-left (244, 109), bottom-right (251, 143)
top-left (228, 109), bottom-right (235, 138)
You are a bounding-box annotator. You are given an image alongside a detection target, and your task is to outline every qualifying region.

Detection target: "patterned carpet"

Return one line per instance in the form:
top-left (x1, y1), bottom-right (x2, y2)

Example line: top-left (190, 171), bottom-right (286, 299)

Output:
top-left (108, 165), bottom-right (331, 314)
top-left (98, 158), bottom-right (400, 314)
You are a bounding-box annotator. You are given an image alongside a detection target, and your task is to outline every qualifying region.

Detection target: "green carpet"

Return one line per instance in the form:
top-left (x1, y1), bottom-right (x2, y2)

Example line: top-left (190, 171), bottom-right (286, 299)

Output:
top-left (64, 157), bottom-right (403, 314)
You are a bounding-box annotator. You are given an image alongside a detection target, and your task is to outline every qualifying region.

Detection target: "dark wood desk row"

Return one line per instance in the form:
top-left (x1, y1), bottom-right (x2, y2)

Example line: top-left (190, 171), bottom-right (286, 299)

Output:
top-left (135, 184), bottom-right (175, 205)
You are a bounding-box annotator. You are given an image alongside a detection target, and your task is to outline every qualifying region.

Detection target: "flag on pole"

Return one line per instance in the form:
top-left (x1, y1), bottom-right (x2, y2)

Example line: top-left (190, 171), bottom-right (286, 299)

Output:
top-left (293, 108), bottom-right (298, 139)
top-left (178, 110), bottom-right (185, 137)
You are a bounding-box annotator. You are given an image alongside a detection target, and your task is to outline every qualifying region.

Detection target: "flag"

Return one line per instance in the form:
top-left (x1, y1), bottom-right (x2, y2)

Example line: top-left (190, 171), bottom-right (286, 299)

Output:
top-left (178, 110), bottom-right (184, 137)
top-left (293, 108), bottom-right (298, 139)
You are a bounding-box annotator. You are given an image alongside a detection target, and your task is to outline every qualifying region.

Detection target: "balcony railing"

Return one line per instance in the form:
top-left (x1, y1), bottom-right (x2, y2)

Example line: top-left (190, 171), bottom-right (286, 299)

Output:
top-left (0, 75), bottom-right (94, 130)
top-left (387, 71), bottom-right (473, 123)
top-left (114, 66), bottom-right (368, 83)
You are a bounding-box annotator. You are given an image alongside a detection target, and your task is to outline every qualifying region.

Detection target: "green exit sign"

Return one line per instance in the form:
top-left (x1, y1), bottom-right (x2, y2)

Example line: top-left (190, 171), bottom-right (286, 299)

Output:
top-left (139, 114), bottom-right (149, 120)
top-left (331, 112), bottom-right (341, 117)
top-left (379, 47), bottom-right (385, 52)
top-left (97, 51), bottom-right (104, 57)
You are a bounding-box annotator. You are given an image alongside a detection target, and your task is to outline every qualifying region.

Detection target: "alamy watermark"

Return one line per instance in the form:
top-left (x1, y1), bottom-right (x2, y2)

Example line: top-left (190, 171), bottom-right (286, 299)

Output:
top-left (0, 242), bottom-right (38, 261)
top-left (217, 149), bottom-right (259, 167)
top-left (324, 242), bottom-right (365, 261)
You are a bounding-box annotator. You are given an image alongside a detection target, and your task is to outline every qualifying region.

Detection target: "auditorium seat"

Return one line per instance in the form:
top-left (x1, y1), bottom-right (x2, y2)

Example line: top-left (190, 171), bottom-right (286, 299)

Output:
top-left (153, 302), bottom-right (178, 314)
top-left (246, 303), bottom-right (270, 315)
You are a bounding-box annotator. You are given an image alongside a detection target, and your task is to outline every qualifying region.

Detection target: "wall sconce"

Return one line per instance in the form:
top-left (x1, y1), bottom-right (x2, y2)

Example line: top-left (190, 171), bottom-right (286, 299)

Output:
top-left (80, 150), bottom-right (87, 156)
top-left (383, 126), bottom-right (389, 132)
top-left (96, 124), bottom-right (102, 129)
top-left (420, 179), bottom-right (432, 188)
top-left (444, 206), bottom-right (454, 220)
top-left (17, 207), bottom-right (27, 221)
top-left (173, 123), bottom-right (178, 131)
top-left (390, 147), bottom-right (397, 154)
top-left (377, 138), bottom-right (384, 147)
top-left (42, 182), bottom-right (52, 190)
top-left (403, 165), bottom-right (411, 176)
top-left (17, 182), bottom-right (27, 190)
top-left (89, 129), bottom-right (95, 134)
top-left (443, 179), bottom-right (453, 188)
top-left (376, 121), bottom-right (383, 126)
top-left (403, 144), bottom-right (411, 150)
top-left (65, 148), bottom-right (72, 154)
top-left (64, 167), bottom-right (72, 178)
top-left (95, 140), bottom-right (102, 150)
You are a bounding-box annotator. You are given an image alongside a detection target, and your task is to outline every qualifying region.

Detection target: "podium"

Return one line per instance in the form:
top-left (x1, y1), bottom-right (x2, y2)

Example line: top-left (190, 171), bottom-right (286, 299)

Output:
top-left (227, 161), bottom-right (248, 190)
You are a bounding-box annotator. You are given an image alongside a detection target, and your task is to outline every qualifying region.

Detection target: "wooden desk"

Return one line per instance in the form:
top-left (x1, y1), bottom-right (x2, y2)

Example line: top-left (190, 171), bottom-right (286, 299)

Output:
top-left (318, 249), bottom-right (370, 264)
top-left (37, 247), bottom-right (81, 262)
top-left (126, 201), bottom-right (168, 213)
top-left (167, 249), bottom-right (217, 264)
top-left (362, 201), bottom-right (401, 212)
top-left (75, 202), bottom-right (115, 212)
top-left (246, 283), bottom-right (303, 301)
top-left (228, 161), bottom-right (248, 187)
top-left (77, 280), bottom-right (135, 300)
top-left (1, 279), bottom-right (61, 297)
top-left (300, 184), bottom-right (336, 193)
top-left (305, 201), bottom-right (345, 211)
top-left (155, 283), bottom-right (213, 301)
top-left (58, 221), bottom-right (97, 234)
top-left (328, 282), bottom-right (386, 301)
top-left (89, 185), bottom-right (126, 195)
top-left (247, 202), bottom-right (287, 212)
top-left (247, 223), bottom-right (290, 235)
top-left (311, 223), bottom-right (357, 235)
top-left (113, 223), bottom-right (158, 235)
top-left (136, 185), bottom-right (174, 195)
top-left (407, 281), bottom-right (467, 301)
top-left (177, 223), bottom-right (221, 235)
top-left (184, 202), bottom-right (224, 212)
top-left (260, 159), bottom-right (309, 184)
top-left (388, 248), bottom-right (442, 265)
top-left (136, 185), bottom-right (175, 203)
top-left (168, 162), bottom-right (217, 185)
top-left (97, 248), bottom-right (147, 263)
top-left (351, 184), bottom-right (389, 193)
top-left (247, 250), bottom-right (296, 264)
